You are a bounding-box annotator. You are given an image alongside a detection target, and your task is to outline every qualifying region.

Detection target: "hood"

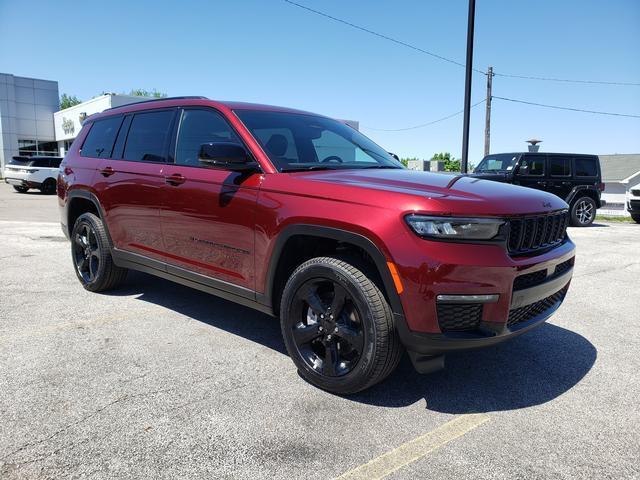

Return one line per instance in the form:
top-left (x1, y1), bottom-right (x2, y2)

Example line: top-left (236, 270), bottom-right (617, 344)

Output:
top-left (283, 169), bottom-right (567, 216)
top-left (466, 171), bottom-right (509, 182)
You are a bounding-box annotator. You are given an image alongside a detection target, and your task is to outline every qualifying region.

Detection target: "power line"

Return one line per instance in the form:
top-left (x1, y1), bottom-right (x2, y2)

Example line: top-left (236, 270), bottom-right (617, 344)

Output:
top-left (283, 0), bottom-right (639, 87)
top-left (494, 72), bottom-right (640, 87)
top-left (283, 0), bottom-right (484, 74)
top-left (362, 99), bottom-right (486, 131)
top-left (493, 96), bottom-right (640, 118)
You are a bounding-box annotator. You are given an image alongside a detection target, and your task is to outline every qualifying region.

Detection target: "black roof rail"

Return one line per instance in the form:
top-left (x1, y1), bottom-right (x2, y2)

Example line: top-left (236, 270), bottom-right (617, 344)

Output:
top-left (102, 95), bottom-right (209, 112)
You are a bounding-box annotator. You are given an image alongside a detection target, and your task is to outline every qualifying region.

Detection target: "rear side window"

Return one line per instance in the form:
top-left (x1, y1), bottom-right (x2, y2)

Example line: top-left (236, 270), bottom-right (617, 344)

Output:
top-left (81, 116), bottom-right (123, 158)
top-left (548, 156), bottom-right (571, 176)
top-left (32, 158), bottom-right (52, 168)
top-left (49, 158), bottom-right (63, 168)
top-left (123, 110), bottom-right (174, 162)
top-left (574, 157), bottom-right (598, 177)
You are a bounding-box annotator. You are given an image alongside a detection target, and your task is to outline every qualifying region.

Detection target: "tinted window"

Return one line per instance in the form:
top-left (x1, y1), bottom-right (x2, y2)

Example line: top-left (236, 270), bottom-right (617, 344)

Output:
top-left (549, 156), bottom-right (571, 176)
top-left (31, 158), bottom-right (51, 168)
top-left (575, 157), bottom-right (598, 177)
top-left (50, 158), bottom-right (62, 168)
top-left (236, 110), bottom-right (401, 171)
top-left (519, 155), bottom-right (544, 176)
top-left (175, 109), bottom-right (240, 167)
top-left (81, 116), bottom-right (123, 158)
top-left (123, 110), bottom-right (174, 162)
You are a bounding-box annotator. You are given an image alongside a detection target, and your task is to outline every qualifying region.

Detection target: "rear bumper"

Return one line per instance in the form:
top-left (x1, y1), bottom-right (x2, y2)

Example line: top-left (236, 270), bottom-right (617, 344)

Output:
top-left (4, 177), bottom-right (42, 188)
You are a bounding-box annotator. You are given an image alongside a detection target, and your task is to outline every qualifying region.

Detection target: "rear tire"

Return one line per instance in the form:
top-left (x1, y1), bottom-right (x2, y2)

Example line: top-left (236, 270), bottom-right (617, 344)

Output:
top-left (71, 213), bottom-right (128, 292)
top-left (40, 178), bottom-right (57, 195)
top-left (280, 256), bottom-right (402, 394)
top-left (570, 196), bottom-right (596, 227)
top-left (13, 186), bottom-right (28, 193)
top-left (632, 214), bottom-right (640, 224)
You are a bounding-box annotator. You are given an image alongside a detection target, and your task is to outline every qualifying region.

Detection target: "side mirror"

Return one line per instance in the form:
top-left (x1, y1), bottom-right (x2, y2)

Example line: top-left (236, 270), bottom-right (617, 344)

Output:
top-left (198, 142), bottom-right (256, 171)
top-left (517, 164), bottom-right (529, 176)
top-left (388, 152), bottom-right (400, 161)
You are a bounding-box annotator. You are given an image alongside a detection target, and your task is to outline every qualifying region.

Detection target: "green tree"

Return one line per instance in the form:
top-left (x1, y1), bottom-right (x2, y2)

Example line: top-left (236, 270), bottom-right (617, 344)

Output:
top-left (430, 152), bottom-right (474, 172)
top-left (59, 93), bottom-right (81, 110)
top-left (128, 89), bottom-right (168, 98)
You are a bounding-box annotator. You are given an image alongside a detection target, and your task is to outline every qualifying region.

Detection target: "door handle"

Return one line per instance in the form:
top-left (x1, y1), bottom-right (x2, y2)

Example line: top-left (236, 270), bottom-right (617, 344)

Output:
top-left (536, 181), bottom-right (547, 187)
top-left (100, 166), bottom-right (115, 177)
top-left (165, 173), bottom-right (186, 186)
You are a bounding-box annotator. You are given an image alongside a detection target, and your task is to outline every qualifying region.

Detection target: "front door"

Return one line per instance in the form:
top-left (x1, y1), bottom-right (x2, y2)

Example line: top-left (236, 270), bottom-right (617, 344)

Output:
top-left (160, 107), bottom-right (261, 291)
top-left (513, 154), bottom-right (547, 192)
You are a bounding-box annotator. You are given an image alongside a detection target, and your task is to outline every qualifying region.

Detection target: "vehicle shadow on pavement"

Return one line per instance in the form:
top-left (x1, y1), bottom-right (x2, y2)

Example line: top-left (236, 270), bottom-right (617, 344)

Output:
top-left (353, 323), bottom-right (597, 413)
top-left (110, 272), bottom-right (596, 413)
top-left (108, 271), bottom-right (288, 354)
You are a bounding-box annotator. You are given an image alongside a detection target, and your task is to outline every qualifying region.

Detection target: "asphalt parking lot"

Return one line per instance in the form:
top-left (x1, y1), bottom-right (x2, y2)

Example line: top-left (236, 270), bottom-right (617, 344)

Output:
top-left (0, 182), bottom-right (638, 479)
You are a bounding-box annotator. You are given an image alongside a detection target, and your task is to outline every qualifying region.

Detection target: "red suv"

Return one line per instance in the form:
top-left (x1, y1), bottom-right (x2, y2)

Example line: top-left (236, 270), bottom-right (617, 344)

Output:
top-left (58, 97), bottom-right (575, 394)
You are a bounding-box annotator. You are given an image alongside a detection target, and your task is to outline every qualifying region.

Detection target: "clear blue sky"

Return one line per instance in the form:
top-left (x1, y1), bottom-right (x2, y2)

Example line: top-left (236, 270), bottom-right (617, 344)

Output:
top-left (1, 0), bottom-right (639, 161)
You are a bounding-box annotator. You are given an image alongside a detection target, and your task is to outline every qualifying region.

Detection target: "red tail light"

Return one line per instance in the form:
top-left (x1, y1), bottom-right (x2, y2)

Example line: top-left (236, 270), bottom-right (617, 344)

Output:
top-left (597, 182), bottom-right (605, 192)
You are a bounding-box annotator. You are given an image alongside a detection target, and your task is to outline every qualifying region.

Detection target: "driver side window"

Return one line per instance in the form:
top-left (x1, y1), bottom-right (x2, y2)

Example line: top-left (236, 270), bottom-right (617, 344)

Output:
top-left (175, 109), bottom-right (240, 167)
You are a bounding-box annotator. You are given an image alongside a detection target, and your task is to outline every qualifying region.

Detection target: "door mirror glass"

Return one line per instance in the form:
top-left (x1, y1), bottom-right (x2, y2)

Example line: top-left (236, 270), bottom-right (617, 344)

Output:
top-left (198, 142), bottom-right (254, 171)
top-left (517, 162), bottom-right (529, 176)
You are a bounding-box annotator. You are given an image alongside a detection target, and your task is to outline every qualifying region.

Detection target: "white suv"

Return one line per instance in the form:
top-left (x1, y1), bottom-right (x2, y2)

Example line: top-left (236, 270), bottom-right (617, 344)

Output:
top-left (627, 182), bottom-right (640, 224)
top-left (3, 156), bottom-right (62, 194)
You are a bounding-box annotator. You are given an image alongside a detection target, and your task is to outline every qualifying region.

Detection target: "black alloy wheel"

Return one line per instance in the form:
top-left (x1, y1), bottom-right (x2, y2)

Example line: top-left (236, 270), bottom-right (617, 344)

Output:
top-left (291, 278), bottom-right (365, 377)
top-left (73, 223), bottom-right (100, 283)
top-left (13, 185), bottom-right (28, 193)
top-left (280, 256), bottom-right (402, 394)
top-left (70, 213), bottom-right (128, 291)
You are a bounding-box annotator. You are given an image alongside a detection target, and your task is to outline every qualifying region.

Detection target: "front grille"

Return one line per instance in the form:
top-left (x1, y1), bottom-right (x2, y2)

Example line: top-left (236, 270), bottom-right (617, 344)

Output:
top-left (513, 257), bottom-right (575, 291)
top-left (508, 211), bottom-right (568, 256)
top-left (507, 286), bottom-right (568, 327)
top-left (437, 303), bottom-right (482, 332)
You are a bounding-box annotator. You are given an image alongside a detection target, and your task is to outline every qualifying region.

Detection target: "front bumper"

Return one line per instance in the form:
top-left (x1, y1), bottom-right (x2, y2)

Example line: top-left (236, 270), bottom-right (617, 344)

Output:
top-left (396, 269), bottom-right (571, 355)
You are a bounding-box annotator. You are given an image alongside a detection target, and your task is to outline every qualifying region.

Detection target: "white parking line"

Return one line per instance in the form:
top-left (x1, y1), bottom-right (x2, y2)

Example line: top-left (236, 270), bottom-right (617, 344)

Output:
top-left (336, 413), bottom-right (490, 480)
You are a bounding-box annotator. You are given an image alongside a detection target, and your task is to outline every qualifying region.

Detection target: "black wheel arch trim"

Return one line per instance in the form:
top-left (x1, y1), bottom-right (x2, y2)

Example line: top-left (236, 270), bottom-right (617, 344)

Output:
top-left (257, 224), bottom-right (406, 318)
top-left (65, 189), bottom-right (114, 245)
top-left (565, 186), bottom-right (601, 208)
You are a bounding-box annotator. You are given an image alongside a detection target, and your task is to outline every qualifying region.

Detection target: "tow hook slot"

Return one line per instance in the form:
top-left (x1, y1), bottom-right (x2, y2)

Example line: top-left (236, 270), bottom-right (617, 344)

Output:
top-left (407, 352), bottom-right (445, 374)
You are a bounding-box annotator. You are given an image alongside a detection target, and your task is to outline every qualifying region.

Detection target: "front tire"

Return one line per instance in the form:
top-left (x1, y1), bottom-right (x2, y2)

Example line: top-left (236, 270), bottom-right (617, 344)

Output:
top-left (71, 213), bottom-right (128, 292)
top-left (280, 256), bottom-right (402, 394)
top-left (632, 214), bottom-right (640, 224)
top-left (13, 185), bottom-right (28, 193)
top-left (570, 196), bottom-right (596, 227)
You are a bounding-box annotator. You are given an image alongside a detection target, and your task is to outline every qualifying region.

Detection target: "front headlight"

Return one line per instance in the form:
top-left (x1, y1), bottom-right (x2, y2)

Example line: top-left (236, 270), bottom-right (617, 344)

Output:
top-left (405, 215), bottom-right (504, 240)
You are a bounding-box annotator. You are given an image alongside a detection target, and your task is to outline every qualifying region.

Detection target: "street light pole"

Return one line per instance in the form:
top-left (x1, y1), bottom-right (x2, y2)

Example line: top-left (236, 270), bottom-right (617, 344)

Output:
top-left (460, 0), bottom-right (476, 174)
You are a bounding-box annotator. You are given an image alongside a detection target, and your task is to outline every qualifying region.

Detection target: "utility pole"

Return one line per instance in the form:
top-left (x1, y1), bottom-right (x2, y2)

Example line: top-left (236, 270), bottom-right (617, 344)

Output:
top-left (460, 0), bottom-right (476, 174)
top-left (484, 66), bottom-right (494, 156)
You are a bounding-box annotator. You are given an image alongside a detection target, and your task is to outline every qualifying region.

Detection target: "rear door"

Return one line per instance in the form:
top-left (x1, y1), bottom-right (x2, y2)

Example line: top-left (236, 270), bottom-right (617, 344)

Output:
top-left (93, 109), bottom-right (176, 261)
top-left (159, 107), bottom-right (261, 291)
top-left (546, 155), bottom-right (573, 199)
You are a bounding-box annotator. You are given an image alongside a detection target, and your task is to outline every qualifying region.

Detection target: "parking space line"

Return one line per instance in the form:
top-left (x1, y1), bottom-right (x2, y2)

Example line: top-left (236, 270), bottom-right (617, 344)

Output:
top-left (335, 413), bottom-right (490, 480)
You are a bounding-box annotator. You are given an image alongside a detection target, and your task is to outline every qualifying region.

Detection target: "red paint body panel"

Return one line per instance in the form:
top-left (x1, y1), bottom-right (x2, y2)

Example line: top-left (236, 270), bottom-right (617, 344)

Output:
top-left (59, 97), bottom-right (575, 345)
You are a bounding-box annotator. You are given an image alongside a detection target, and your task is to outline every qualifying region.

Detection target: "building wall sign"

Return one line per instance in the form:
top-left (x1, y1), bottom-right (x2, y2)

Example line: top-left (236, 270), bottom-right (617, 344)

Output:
top-left (62, 117), bottom-right (74, 135)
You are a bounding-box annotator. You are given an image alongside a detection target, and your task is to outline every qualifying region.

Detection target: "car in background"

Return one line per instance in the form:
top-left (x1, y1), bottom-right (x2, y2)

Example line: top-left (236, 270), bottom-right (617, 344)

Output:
top-left (3, 156), bottom-right (62, 194)
top-left (627, 183), bottom-right (640, 223)
top-left (470, 152), bottom-right (604, 227)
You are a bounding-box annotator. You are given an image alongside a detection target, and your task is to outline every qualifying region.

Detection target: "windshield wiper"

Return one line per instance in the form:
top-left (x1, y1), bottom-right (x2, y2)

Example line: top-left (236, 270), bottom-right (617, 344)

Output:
top-left (280, 165), bottom-right (338, 172)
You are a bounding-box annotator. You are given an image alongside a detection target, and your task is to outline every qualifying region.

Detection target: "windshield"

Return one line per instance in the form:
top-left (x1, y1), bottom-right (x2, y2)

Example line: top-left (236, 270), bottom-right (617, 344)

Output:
top-left (474, 154), bottom-right (519, 173)
top-left (234, 110), bottom-right (404, 172)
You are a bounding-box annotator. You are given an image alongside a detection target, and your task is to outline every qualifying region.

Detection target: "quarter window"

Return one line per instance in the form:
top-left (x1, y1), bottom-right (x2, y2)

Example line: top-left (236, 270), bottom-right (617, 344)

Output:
top-left (548, 156), bottom-right (571, 176)
top-left (81, 116), bottom-right (123, 158)
top-left (175, 109), bottom-right (241, 166)
top-left (123, 110), bottom-right (174, 162)
top-left (574, 157), bottom-right (598, 177)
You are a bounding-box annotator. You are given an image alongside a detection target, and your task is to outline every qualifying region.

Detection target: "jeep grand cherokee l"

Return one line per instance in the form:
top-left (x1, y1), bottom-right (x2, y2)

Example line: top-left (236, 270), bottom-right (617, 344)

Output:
top-left (57, 97), bottom-right (575, 394)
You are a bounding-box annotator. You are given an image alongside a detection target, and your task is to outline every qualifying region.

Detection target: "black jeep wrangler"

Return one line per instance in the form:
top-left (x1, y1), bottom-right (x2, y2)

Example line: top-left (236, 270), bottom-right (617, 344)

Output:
top-left (471, 152), bottom-right (604, 226)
